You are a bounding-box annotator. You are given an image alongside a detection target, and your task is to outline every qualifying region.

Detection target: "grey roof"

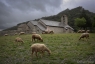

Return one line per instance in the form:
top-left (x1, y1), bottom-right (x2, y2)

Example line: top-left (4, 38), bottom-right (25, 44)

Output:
top-left (30, 20), bottom-right (46, 30)
top-left (37, 23), bottom-right (46, 31)
top-left (40, 19), bottom-right (60, 27)
top-left (30, 20), bottom-right (38, 25)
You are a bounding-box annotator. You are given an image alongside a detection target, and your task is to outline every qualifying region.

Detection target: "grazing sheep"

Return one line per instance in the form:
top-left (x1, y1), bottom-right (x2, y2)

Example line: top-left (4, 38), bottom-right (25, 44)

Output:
top-left (42, 31), bottom-right (46, 34)
top-left (15, 37), bottom-right (24, 45)
top-left (42, 30), bottom-right (54, 34)
top-left (32, 34), bottom-right (43, 42)
top-left (32, 32), bottom-right (36, 34)
top-left (19, 32), bottom-right (25, 35)
top-left (4, 34), bottom-right (8, 36)
top-left (31, 43), bottom-right (51, 57)
top-left (86, 30), bottom-right (90, 33)
top-left (49, 31), bottom-right (54, 34)
top-left (14, 33), bottom-right (18, 35)
top-left (81, 30), bottom-right (85, 33)
top-left (77, 30), bottom-right (82, 33)
top-left (79, 33), bottom-right (89, 41)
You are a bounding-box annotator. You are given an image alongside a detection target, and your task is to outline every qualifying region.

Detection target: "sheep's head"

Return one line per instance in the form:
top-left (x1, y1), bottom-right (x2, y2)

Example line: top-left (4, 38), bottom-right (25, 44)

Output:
top-left (41, 39), bottom-right (43, 42)
top-left (21, 40), bottom-right (24, 44)
top-left (39, 38), bottom-right (43, 42)
top-left (46, 48), bottom-right (51, 55)
top-left (48, 50), bottom-right (51, 55)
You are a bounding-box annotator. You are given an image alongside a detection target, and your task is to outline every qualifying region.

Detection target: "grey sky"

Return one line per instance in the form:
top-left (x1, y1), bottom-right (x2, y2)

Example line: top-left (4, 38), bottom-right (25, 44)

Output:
top-left (0, 0), bottom-right (95, 31)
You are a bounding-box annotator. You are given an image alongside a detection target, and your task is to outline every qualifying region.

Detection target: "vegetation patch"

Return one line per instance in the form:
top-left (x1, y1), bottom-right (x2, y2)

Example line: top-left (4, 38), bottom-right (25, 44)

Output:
top-left (0, 33), bottom-right (95, 64)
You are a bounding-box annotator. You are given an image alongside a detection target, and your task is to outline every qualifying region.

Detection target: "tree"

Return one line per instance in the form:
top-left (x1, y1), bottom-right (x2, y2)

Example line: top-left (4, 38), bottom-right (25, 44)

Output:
top-left (80, 9), bottom-right (92, 29)
top-left (92, 16), bottom-right (95, 27)
top-left (74, 17), bottom-right (86, 29)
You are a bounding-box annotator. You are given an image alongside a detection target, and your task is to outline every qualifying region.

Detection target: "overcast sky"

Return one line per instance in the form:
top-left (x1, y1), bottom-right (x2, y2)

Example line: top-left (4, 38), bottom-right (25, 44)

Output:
top-left (0, 0), bottom-right (95, 31)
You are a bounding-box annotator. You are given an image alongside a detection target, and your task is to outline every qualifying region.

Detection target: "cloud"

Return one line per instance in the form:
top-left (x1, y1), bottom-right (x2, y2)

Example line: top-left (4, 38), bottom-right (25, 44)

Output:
top-left (0, 0), bottom-right (62, 30)
top-left (61, 0), bottom-right (95, 12)
top-left (0, 0), bottom-right (95, 30)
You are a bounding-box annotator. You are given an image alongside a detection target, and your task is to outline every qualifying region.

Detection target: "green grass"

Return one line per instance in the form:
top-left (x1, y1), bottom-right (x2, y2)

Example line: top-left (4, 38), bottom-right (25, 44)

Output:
top-left (0, 33), bottom-right (95, 64)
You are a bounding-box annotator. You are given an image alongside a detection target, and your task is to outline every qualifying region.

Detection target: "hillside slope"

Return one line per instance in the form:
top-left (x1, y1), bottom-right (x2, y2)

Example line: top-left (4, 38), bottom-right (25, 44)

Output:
top-left (3, 6), bottom-right (95, 31)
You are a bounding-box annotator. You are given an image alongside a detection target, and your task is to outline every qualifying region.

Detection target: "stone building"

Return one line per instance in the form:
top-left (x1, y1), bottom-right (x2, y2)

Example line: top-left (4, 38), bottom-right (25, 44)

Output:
top-left (17, 23), bottom-right (30, 31)
top-left (17, 15), bottom-right (74, 33)
top-left (0, 15), bottom-right (74, 36)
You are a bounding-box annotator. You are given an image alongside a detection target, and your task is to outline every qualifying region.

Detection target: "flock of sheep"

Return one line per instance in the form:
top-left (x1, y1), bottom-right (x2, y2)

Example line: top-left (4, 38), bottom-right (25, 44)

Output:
top-left (14, 33), bottom-right (51, 57)
top-left (4, 32), bottom-right (25, 36)
top-left (77, 30), bottom-right (90, 33)
top-left (3, 30), bottom-right (90, 57)
top-left (77, 30), bottom-right (90, 41)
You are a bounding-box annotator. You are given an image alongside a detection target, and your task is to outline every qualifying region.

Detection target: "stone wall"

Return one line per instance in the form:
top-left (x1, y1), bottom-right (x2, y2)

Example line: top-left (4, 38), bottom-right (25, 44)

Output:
top-left (0, 30), bottom-right (33, 36)
top-left (48, 26), bottom-right (64, 33)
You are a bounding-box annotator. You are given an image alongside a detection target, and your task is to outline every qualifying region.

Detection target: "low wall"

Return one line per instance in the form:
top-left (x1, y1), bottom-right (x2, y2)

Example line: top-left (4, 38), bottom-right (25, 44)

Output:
top-left (0, 30), bottom-right (33, 36)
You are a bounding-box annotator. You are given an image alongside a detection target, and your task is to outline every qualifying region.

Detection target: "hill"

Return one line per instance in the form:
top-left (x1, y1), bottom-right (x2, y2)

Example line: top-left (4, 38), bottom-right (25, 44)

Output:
top-left (41, 6), bottom-right (95, 30)
top-left (3, 6), bottom-right (95, 31)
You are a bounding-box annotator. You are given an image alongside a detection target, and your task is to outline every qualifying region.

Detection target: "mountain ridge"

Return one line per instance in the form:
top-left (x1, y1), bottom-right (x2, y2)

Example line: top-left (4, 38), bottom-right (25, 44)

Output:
top-left (3, 6), bottom-right (95, 31)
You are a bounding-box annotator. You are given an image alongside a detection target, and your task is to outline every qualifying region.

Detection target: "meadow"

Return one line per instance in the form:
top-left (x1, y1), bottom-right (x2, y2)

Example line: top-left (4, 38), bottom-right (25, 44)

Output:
top-left (0, 33), bottom-right (95, 64)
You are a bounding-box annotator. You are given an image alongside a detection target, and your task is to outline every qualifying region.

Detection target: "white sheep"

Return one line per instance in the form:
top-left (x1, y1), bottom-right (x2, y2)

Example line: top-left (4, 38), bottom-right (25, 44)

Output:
top-left (19, 32), bottom-right (25, 35)
top-left (81, 30), bottom-right (85, 33)
top-left (32, 34), bottom-right (43, 42)
top-left (4, 34), bottom-right (8, 36)
top-left (14, 33), bottom-right (18, 35)
top-left (31, 43), bottom-right (51, 57)
top-left (32, 32), bottom-right (36, 34)
top-left (79, 33), bottom-right (89, 41)
top-left (77, 30), bottom-right (82, 33)
top-left (86, 30), bottom-right (90, 33)
top-left (15, 37), bottom-right (24, 45)
top-left (42, 30), bottom-right (54, 34)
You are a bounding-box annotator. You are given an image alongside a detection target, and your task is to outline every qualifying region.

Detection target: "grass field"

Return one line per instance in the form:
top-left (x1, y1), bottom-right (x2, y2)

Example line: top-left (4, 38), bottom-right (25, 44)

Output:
top-left (0, 33), bottom-right (95, 64)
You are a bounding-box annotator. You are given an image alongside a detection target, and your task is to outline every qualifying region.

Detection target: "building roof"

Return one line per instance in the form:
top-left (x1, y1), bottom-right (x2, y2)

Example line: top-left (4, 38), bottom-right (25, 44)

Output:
top-left (30, 20), bottom-right (46, 31)
top-left (37, 23), bottom-right (46, 31)
top-left (30, 20), bottom-right (38, 25)
top-left (40, 19), bottom-right (60, 27)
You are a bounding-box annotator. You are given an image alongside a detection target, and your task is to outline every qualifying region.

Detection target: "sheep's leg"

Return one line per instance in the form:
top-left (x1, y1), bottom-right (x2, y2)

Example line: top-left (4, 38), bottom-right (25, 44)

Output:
top-left (18, 42), bottom-right (20, 46)
top-left (79, 37), bottom-right (81, 40)
top-left (35, 52), bottom-right (38, 57)
top-left (40, 51), bottom-right (44, 57)
top-left (37, 39), bottom-right (39, 42)
top-left (32, 38), bottom-right (33, 42)
top-left (21, 40), bottom-right (24, 44)
top-left (32, 51), bottom-right (34, 57)
top-left (34, 38), bottom-right (36, 42)
top-left (86, 37), bottom-right (88, 41)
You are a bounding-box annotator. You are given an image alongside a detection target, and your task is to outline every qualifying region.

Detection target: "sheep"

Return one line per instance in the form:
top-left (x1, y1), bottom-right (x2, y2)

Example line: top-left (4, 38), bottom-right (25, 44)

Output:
top-left (77, 30), bottom-right (82, 33)
top-left (79, 33), bottom-right (89, 41)
top-left (86, 30), bottom-right (90, 33)
top-left (4, 34), bottom-right (8, 36)
top-left (19, 32), bottom-right (25, 35)
top-left (32, 32), bottom-right (36, 34)
top-left (49, 31), bottom-right (54, 34)
top-left (31, 43), bottom-right (51, 57)
top-left (42, 31), bottom-right (49, 34)
top-left (14, 33), bottom-right (18, 35)
top-left (15, 37), bottom-right (24, 45)
top-left (81, 30), bottom-right (85, 33)
top-left (42, 31), bottom-right (46, 34)
top-left (42, 30), bottom-right (54, 34)
top-left (32, 34), bottom-right (43, 42)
